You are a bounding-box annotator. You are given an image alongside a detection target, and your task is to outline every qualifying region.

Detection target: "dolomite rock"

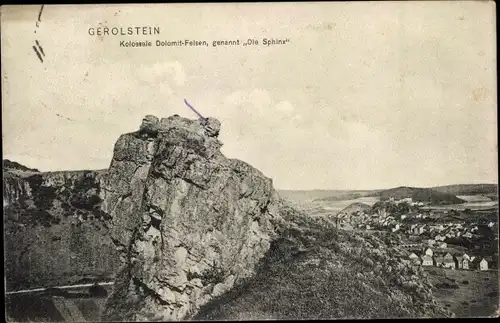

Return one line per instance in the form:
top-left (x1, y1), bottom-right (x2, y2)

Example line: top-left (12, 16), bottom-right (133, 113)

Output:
top-left (102, 115), bottom-right (282, 321)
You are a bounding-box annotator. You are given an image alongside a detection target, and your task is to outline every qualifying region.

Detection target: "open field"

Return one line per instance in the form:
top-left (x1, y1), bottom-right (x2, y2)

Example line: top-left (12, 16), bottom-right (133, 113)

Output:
top-left (425, 267), bottom-right (499, 318)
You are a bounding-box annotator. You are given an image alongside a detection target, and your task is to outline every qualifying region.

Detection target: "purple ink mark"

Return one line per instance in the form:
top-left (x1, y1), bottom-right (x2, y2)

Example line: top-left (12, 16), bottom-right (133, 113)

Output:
top-left (184, 99), bottom-right (207, 121)
top-left (32, 45), bottom-right (43, 63)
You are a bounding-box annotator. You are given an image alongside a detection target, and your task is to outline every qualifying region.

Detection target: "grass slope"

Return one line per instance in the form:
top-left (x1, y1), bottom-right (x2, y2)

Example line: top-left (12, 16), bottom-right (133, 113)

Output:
top-left (192, 204), bottom-right (452, 320)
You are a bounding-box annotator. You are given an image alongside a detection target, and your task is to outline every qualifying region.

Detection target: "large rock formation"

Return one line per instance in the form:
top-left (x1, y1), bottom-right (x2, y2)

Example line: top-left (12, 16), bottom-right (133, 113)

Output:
top-left (102, 115), bottom-right (283, 321)
top-left (3, 115), bottom-right (456, 320)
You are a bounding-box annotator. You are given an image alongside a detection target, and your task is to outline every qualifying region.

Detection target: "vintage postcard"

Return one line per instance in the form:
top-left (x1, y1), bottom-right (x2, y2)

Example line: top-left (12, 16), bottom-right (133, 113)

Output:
top-left (2, 2), bottom-right (498, 321)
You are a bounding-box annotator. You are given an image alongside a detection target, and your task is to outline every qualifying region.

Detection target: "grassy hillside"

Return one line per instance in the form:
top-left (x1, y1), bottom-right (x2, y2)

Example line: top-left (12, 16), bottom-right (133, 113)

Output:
top-left (3, 159), bottom-right (40, 172)
top-left (192, 204), bottom-right (452, 320)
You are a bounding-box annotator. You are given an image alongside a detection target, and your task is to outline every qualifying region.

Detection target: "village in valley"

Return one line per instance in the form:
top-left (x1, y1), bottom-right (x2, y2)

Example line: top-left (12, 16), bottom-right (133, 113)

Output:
top-left (334, 196), bottom-right (498, 273)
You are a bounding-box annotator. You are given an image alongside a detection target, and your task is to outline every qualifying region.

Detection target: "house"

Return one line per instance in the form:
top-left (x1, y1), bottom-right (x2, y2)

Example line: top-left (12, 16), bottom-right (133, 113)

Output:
top-left (401, 214), bottom-right (407, 220)
top-left (392, 224), bottom-right (400, 232)
top-left (427, 239), bottom-right (436, 246)
top-left (463, 232), bottom-right (472, 238)
top-left (488, 221), bottom-right (495, 228)
top-left (409, 253), bottom-right (421, 265)
top-left (479, 258), bottom-right (488, 271)
top-left (434, 254), bottom-right (445, 267)
top-left (413, 225), bottom-right (425, 235)
top-left (435, 235), bottom-right (446, 242)
top-left (462, 258), bottom-right (470, 270)
top-left (423, 248), bottom-right (434, 257)
top-left (438, 242), bottom-right (447, 248)
top-left (443, 252), bottom-right (455, 269)
top-left (462, 253), bottom-right (471, 261)
top-left (421, 255), bottom-right (433, 266)
top-left (455, 254), bottom-right (464, 269)
top-left (472, 257), bottom-right (489, 271)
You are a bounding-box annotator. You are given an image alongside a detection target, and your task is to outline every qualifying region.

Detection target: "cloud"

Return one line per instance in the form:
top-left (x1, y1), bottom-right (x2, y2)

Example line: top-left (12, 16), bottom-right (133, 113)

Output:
top-left (275, 100), bottom-right (294, 113)
top-left (138, 61), bottom-right (186, 87)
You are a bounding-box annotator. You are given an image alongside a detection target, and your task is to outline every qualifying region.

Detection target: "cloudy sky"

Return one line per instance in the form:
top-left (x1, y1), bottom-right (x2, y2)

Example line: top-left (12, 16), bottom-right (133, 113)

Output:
top-left (2, 2), bottom-right (497, 190)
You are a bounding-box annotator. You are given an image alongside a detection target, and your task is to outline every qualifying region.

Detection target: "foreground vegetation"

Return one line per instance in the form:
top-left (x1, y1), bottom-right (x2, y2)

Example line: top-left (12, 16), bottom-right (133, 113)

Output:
top-left (193, 204), bottom-right (452, 320)
top-left (425, 267), bottom-right (498, 318)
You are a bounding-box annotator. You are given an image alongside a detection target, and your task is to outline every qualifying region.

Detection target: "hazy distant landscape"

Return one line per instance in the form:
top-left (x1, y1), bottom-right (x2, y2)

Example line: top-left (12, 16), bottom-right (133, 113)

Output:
top-left (279, 183), bottom-right (498, 318)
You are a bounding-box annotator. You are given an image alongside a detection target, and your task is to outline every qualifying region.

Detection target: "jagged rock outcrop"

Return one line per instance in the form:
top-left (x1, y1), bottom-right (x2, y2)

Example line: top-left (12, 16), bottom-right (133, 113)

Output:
top-left (3, 168), bottom-right (120, 290)
top-left (102, 115), bottom-right (283, 321)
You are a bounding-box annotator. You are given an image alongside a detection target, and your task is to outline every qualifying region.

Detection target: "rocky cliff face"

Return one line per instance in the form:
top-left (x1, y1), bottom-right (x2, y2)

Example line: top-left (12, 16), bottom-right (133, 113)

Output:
top-left (3, 167), bottom-right (120, 290)
top-left (102, 115), bottom-right (283, 321)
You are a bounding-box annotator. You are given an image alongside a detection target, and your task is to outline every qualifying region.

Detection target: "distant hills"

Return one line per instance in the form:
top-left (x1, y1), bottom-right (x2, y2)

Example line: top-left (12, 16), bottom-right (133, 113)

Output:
top-left (278, 190), bottom-right (378, 203)
top-left (431, 184), bottom-right (498, 201)
top-left (279, 184), bottom-right (498, 205)
top-left (430, 184), bottom-right (498, 195)
top-left (376, 186), bottom-right (465, 205)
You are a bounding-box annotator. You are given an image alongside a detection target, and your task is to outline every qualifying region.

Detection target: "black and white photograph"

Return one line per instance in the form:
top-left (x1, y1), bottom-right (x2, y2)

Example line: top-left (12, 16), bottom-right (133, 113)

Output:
top-left (2, 2), bottom-right (498, 321)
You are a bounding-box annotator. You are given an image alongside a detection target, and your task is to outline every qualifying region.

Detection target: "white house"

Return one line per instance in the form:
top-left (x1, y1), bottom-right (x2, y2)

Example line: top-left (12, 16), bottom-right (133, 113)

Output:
top-left (438, 242), bottom-right (447, 249)
top-left (462, 258), bottom-right (470, 270)
top-left (421, 255), bottom-right (433, 266)
top-left (488, 221), bottom-right (495, 228)
top-left (464, 232), bottom-right (473, 238)
top-left (409, 253), bottom-right (421, 265)
top-left (409, 253), bottom-right (419, 260)
top-left (479, 259), bottom-right (488, 271)
top-left (443, 253), bottom-right (456, 269)
top-left (424, 248), bottom-right (434, 257)
top-left (435, 235), bottom-right (446, 242)
top-left (401, 215), bottom-right (407, 220)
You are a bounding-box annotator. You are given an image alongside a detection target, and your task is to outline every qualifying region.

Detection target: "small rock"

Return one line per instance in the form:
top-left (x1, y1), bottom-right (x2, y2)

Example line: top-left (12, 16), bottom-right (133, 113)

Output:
top-left (139, 115), bottom-right (160, 137)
